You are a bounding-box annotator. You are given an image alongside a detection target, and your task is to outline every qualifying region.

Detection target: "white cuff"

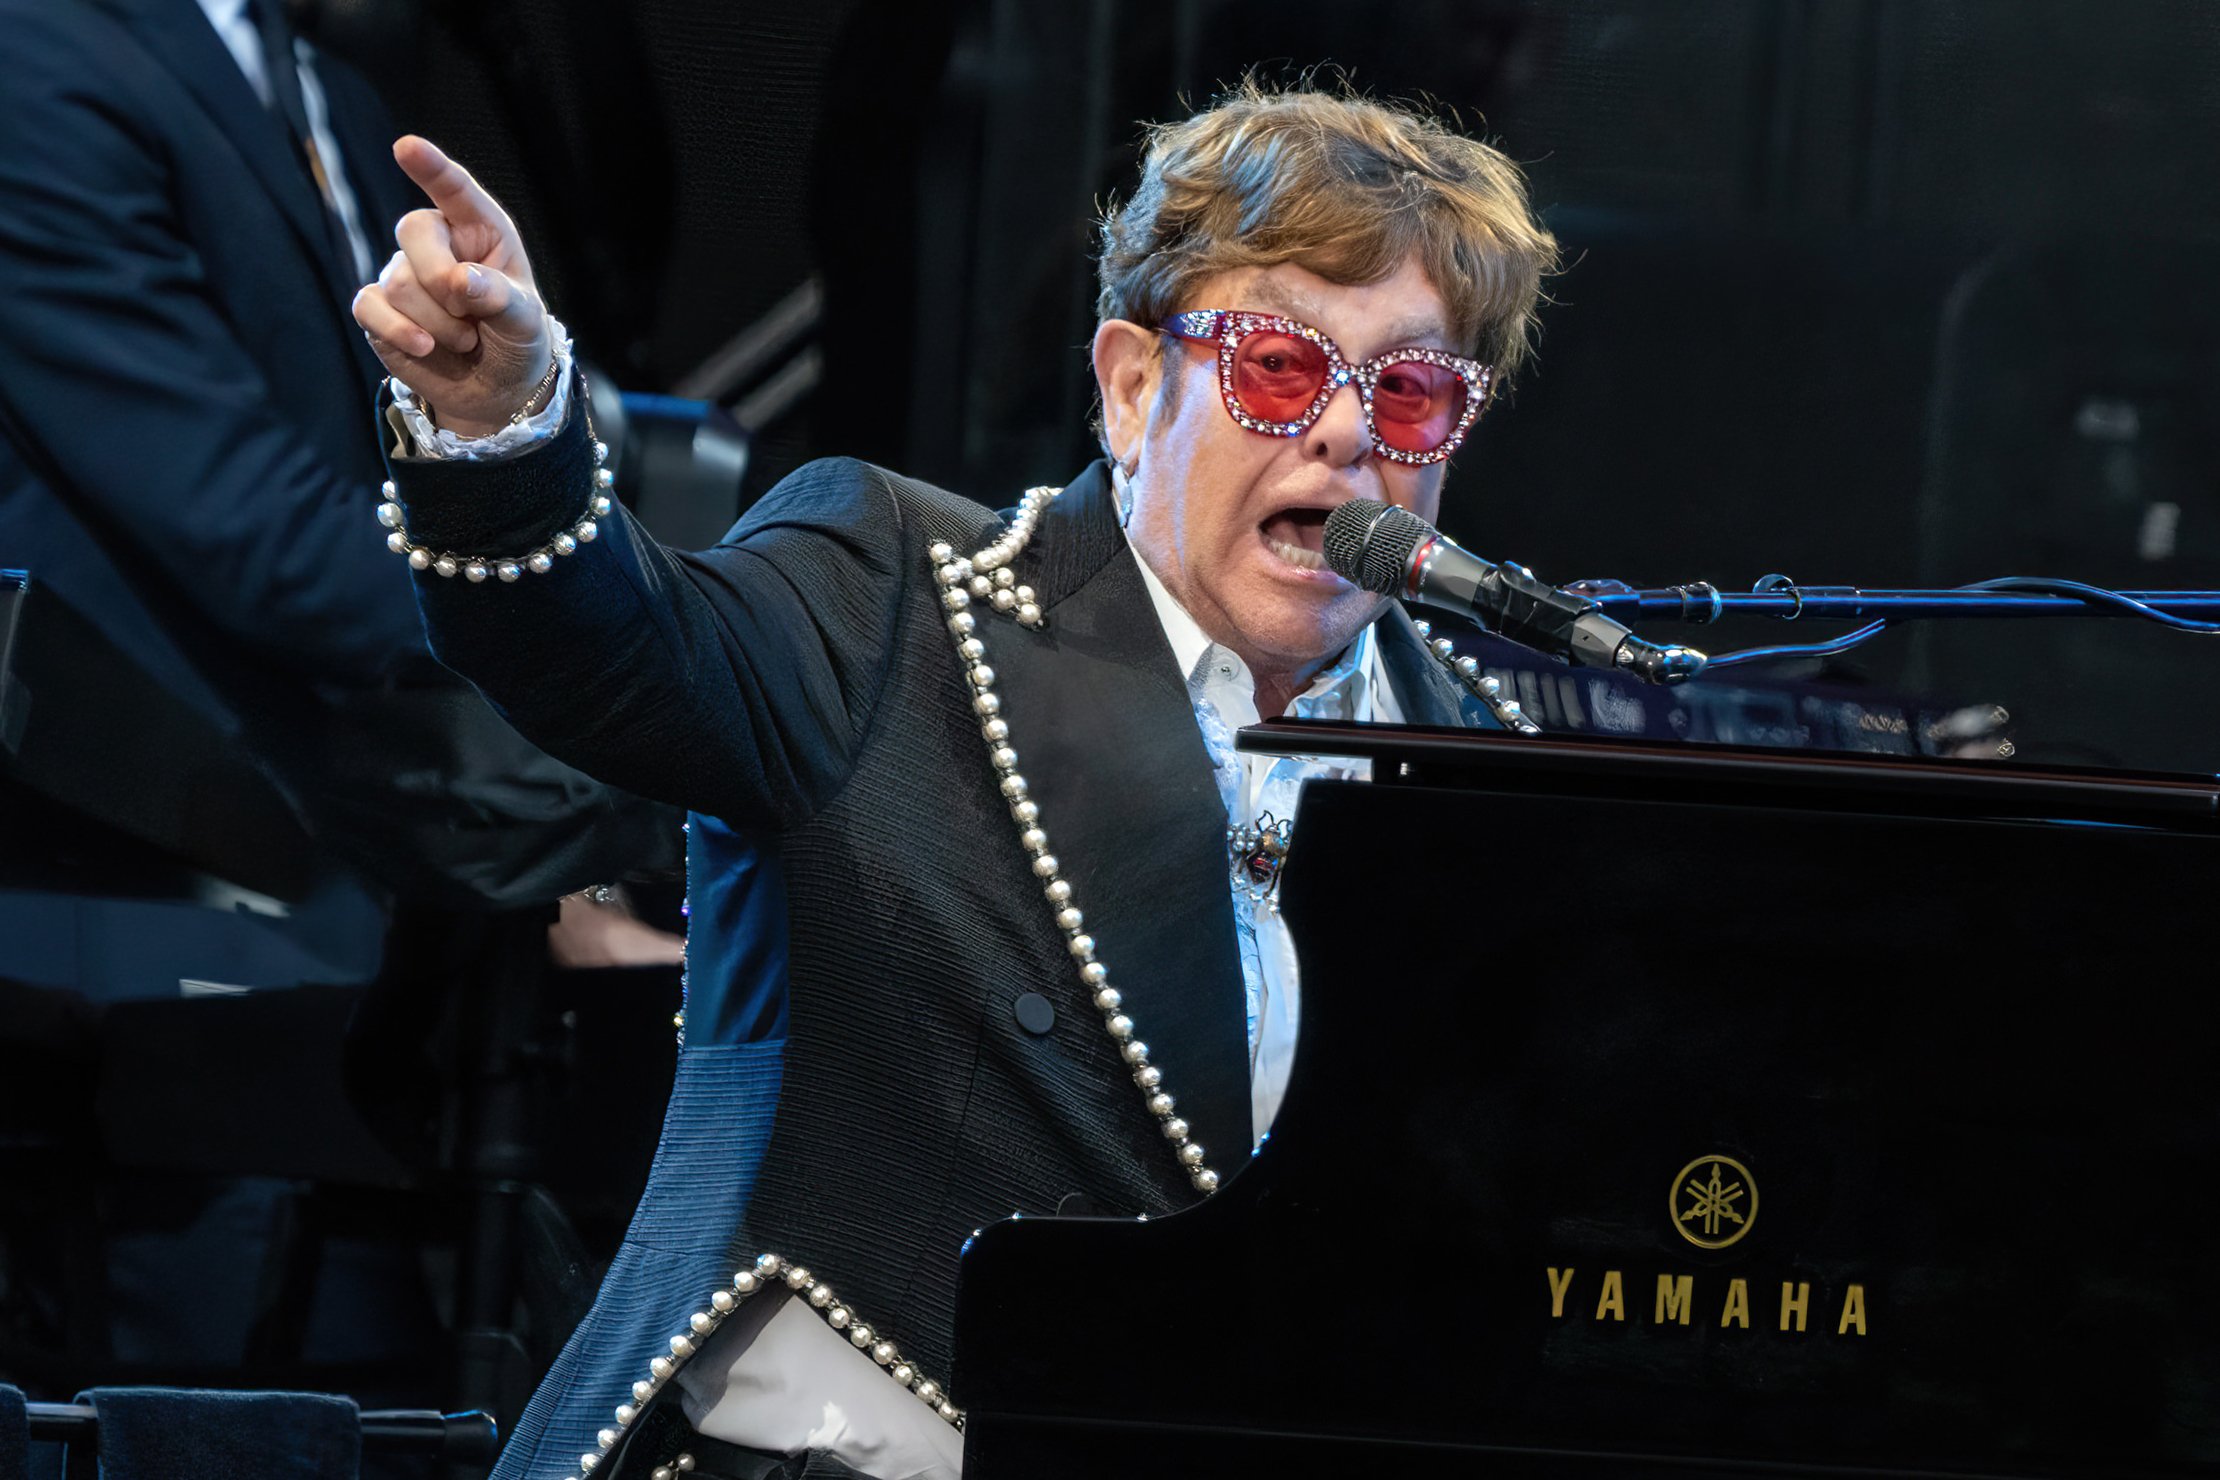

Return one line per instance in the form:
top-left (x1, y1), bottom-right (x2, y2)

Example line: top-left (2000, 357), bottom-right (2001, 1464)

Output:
top-left (392, 318), bottom-right (575, 460)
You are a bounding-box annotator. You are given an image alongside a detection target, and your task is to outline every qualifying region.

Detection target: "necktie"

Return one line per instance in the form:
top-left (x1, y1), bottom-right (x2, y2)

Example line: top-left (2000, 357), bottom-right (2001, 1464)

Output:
top-left (246, 0), bottom-right (319, 184)
top-left (243, 0), bottom-right (359, 282)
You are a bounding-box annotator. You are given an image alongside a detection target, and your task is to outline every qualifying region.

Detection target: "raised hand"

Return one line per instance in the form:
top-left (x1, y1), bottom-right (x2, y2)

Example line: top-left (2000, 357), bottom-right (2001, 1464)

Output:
top-left (352, 136), bottom-right (552, 437)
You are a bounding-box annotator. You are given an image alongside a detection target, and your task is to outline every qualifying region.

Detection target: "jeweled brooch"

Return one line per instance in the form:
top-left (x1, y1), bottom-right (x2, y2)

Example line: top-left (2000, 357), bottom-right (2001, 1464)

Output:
top-left (1227, 811), bottom-right (1294, 909)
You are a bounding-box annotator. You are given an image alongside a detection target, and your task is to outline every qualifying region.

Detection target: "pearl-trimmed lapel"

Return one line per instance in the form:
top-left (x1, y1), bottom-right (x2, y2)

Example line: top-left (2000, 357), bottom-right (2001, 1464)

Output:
top-left (965, 465), bottom-right (1489, 1174)
top-left (980, 467), bottom-right (1255, 1176)
top-left (1374, 601), bottom-right (1498, 728)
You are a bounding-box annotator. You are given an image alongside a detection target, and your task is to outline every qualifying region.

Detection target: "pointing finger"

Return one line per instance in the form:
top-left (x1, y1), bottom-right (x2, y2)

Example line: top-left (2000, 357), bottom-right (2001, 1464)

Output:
top-left (392, 135), bottom-right (512, 235)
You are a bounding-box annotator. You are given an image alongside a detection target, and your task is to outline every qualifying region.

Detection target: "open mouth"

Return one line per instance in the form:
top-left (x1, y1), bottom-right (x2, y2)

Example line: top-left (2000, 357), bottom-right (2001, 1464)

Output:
top-left (1260, 507), bottom-right (1330, 572)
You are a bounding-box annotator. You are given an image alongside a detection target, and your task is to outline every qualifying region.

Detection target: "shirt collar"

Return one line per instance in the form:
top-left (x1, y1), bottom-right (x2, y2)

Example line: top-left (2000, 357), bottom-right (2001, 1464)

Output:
top-left (1124, 535), bottom-right (1384, 723)
top-left (196, 0), bottom-right (271, 106)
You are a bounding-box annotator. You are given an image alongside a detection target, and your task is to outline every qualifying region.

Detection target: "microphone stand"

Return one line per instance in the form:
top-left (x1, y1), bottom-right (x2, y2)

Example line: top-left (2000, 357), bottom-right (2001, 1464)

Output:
top-left (1579, 579), bottom-right (2220, 625)
top-left (1551, 575), bottom-right (2220, 680)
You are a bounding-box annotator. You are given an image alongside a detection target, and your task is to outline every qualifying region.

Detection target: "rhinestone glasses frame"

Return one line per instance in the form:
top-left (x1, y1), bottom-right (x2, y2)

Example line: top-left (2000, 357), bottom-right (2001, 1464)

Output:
top-left (1159, 309), bottom-right (1495, 466)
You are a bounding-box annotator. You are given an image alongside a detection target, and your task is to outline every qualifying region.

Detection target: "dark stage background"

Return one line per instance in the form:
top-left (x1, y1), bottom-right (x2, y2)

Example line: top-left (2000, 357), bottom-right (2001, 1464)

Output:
top-left (6, 1), bottom-right (2216, 1463)
top-left (317, 0), bottom-right (2220, 774)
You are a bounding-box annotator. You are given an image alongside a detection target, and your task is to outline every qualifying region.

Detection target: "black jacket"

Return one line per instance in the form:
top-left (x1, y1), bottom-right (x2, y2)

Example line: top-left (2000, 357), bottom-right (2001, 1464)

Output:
top-left (0, 0), bottom-right (424, 724)
top-left (0, 0), bottom-right (668, 904)
top-left (386, 388), bottom-right (1488, 1478)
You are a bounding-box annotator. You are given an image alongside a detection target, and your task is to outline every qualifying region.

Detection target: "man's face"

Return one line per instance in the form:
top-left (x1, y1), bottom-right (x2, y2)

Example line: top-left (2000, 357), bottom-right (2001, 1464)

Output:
top-left (1102, 254), bottom-right (1457, 688)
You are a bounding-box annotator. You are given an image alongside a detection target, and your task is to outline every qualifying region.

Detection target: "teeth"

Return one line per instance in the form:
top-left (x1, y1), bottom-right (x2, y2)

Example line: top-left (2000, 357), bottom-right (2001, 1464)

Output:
top-left (1266, 536), bottom-right (1325, 571)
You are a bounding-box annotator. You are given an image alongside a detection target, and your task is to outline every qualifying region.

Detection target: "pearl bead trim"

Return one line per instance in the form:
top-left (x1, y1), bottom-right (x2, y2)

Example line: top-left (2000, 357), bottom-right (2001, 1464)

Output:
top-left (1412, 620), bottom-right (1543, 734)
top-left (378, 439), bottom-right (617, 583)
top-left (557, 1252), bottom-right (960, 1480)
top-left (930, 492), bottom-right (1222, 1198)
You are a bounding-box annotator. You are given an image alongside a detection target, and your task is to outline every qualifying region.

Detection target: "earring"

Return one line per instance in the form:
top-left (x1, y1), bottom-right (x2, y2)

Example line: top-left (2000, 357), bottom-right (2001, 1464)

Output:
top-left (1111, 455), bottom-right (1137, 527)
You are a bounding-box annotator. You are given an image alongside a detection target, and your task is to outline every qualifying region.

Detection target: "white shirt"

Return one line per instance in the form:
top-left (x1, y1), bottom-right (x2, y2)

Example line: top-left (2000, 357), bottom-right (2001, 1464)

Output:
top-left (1124, 541), bottom-right (1400, 1142)
top-left (194, 0), bottom-right (378, 283)
top-left (676, 1288), bottom-right (966, 1479)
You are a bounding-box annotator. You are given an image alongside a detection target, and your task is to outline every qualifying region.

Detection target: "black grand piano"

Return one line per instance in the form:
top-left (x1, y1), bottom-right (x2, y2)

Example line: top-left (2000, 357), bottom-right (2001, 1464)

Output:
top-left (952, 719), bottom-right (2220, 1478)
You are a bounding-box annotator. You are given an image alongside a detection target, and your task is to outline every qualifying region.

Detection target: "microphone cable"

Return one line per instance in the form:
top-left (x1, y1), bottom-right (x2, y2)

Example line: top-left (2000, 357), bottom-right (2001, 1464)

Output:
top-left (1702, 576), bottom-right (2220, 672)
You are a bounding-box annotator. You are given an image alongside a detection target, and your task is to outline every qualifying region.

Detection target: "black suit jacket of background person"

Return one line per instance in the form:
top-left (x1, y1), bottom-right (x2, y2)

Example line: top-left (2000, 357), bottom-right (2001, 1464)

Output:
top-left (385, 383), bottom-right (1492, 1479)
top-left (0, 0), bottom-right (668, 904)
top-left (0, 0), bottom-right (422, 724)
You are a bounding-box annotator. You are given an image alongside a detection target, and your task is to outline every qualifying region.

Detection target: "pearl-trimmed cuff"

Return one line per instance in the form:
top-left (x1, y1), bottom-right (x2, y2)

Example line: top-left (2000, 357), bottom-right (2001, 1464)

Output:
top-left (391, 317), bottom-right (575, 459)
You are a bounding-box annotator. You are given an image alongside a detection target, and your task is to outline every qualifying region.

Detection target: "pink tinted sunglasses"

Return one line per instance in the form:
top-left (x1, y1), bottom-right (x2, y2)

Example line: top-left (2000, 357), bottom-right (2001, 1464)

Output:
top-left (1160, 309), bottom-right (1494, 465)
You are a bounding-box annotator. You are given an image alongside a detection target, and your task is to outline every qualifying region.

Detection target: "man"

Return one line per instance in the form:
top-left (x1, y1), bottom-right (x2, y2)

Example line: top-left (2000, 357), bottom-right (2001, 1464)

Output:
top-left (0, 0), bottom-right (419, 752)
top-left (0, 0), bottom-right (677, 970)
top-left (355, 83), bottom-right (1556, 1479)
top-left (0, 0), bottom-right (425, 989)
top-left (0, 0), bottom-right (677, 1394)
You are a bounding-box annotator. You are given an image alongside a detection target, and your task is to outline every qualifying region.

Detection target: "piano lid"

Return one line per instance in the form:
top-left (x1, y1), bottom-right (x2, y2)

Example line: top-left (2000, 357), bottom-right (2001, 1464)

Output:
top-left (1237, 716), bottom-right (2220, 831)
top-left (955, 730), bottom-right (2220, 1478)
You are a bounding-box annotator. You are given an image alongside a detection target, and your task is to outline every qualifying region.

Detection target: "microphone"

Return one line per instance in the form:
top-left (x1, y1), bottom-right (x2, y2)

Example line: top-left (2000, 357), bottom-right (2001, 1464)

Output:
top-left (1321, 502), bottom-right (1706, 686)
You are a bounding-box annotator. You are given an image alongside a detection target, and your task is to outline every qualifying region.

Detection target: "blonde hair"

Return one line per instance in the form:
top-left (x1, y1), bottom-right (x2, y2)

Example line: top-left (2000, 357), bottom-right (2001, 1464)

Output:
top-left (1098, 80), bottom-right (1558, 382)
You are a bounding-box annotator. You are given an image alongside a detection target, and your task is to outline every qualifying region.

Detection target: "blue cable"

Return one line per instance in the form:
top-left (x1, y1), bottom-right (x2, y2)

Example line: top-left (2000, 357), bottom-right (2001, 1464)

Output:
top-left (1701, 619), bottom-right (1893, 670)
top-left (1698, 577), bottom-right (2219, 673)
top-left (1958, 577), bottom-right (2220, 633)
